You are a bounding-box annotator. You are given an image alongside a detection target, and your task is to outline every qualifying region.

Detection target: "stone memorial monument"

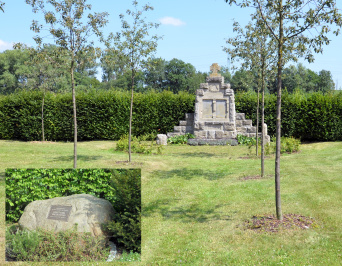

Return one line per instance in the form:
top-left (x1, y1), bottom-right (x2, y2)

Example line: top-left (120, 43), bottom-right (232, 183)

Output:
top-left (18, 194), bottom-right (115, 238)
top-left (168, 63), bottom-right (270, 144)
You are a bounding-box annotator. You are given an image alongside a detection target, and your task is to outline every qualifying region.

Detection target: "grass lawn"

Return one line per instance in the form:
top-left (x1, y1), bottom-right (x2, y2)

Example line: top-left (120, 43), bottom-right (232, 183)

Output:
top-left (1, 140), bottom-right (342, 265)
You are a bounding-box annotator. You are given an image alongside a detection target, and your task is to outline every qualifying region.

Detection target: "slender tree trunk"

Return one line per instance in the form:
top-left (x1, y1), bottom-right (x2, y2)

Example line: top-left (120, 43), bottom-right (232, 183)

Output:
top-left (261, 56), bottom-right (265, 178)
top-left (41, 90), bottom-right (45, 142)
top-left (129, 69), bottom-right (135, 163)
top-left (275, 0), bottom-right (283, 220)
top-left (71, 59), bottom-right (77, 168)
top-left (256, 85), bottom-right (260, 157)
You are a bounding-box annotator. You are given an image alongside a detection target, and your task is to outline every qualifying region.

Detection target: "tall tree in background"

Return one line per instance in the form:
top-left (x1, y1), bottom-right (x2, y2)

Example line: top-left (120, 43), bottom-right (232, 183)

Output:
top-left (144, 57), bottom-right (167, 91)
top-left (26, 0), bottom-right (108, 168)
top-left (0, 49), bottom-right (31, 94)
top-left (227, 0), bottom-right (342, 220)
top-left (105, 0), bottom-right (160, 162)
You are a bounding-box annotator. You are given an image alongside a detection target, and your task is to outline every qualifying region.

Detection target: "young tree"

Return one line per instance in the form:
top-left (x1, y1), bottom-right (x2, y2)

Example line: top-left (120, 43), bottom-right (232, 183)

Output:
top-left (26, 0), bottom-right (108, 168)
top-left (225, 16), bottom-right (278, 165)
top-left (0, 1), bottom-right (4, 12)
top-left (227, 0), bottom-right (342, 220)
top-left (105, 0), bottom-right (160, 162)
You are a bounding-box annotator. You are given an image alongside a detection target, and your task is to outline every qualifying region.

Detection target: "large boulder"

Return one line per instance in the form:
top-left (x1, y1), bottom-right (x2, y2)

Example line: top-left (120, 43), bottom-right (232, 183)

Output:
top-left (18, 194), bottom-right (115, 237)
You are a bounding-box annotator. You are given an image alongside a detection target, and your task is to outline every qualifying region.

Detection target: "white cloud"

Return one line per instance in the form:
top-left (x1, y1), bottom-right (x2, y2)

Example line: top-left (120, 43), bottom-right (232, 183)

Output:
top-left (159, 17), bottom-right (186, 26)
top-left (0, 40), bottom-right (13, 52)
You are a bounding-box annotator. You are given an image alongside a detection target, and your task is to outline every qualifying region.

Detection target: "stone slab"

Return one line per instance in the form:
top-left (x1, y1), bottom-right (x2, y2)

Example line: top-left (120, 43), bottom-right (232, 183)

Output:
top-left (19, 194), bottom-right (115, 237)
top-left (156, 134), bottom-right (167, 145)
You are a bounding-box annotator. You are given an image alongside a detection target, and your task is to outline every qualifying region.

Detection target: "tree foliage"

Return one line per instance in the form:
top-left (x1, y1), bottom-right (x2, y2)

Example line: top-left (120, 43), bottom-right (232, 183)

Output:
top-left (0, 49), bottom-right (31, 94)
top-left (282, 63), bottom-right (335, 93)
top-left (143, 57), bottom-right (207, 93)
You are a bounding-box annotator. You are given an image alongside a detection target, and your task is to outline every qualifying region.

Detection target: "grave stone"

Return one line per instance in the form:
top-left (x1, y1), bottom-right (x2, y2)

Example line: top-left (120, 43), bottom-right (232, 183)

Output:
top-left (18, 194), bottom-right (115, 238)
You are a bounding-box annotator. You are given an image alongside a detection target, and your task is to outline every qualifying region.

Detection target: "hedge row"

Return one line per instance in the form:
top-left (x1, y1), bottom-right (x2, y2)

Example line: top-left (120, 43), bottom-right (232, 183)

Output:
top-left (0, 90), bottom-right (195, 141)
top-left (1, 89), bottom-right (342, 141)
top-left (235, 90), bottom-right (342, 141)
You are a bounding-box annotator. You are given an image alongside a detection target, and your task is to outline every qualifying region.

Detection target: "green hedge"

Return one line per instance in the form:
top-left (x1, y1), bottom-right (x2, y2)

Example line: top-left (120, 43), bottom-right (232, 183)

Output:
top-left (235, 90), bottom-right (342, 141)
top-left (0, 90), bottom-right (195, 141)
top-left (1, 89), bottom-right (342, 141)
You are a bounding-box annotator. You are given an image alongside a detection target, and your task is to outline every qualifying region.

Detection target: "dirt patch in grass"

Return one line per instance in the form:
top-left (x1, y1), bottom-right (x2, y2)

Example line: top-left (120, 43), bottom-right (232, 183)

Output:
top-left (238, 156), bottom-right (271, 160)
top-left (245, 213), bottom-right (318, 232)
top-left (240, 175), bottom-right (272, 181)
top-left (115, 161), bottom-right (143, 166)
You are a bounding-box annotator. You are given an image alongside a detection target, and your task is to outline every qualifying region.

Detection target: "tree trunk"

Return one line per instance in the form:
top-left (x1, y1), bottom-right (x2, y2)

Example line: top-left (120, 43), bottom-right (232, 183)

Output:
top-left (128, 69), bottom-right (135, 163)
top-left (261, 57), bottom-right (265, 178)
top-left (41, 90), bottom-right (45, 142)
top-left (275, 0), bottom-right (283, 220)
top-left (256, 84), bottom-right (260, 157)
top-left (71, 59), bottom-right (77, 168)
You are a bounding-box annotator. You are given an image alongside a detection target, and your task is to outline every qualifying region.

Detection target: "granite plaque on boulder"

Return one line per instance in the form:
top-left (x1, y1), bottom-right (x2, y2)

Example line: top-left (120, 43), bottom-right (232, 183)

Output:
top-left (47, 205), bottom-right (72, 221)
top-left (18, 194), bottom-right (115, 237)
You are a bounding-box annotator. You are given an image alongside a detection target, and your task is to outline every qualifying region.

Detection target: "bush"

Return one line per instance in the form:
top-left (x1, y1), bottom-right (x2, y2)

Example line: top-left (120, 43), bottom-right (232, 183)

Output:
top-left (6, 225), bottom-right (109, 262)
top-left (106, 169), bottom-right (141, 253)
top-left (115, 134), bottom-right (163, 154)
top-left (167, 133), bottom-right (195, 144)
top-left (237, 134), bottom-right (259, 146)
top-left (265, 137), bottom-right (301, 155)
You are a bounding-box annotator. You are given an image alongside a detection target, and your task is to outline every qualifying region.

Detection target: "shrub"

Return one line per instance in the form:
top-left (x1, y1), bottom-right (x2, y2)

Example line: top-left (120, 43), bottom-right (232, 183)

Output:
top-left (265, 137), bottom-right (301, 155)
top-left (6, 225), bottom-right (110, 262)
top-left (167, 133), bottom-right (195, 144)
top-left (237, 134), bottom-right (259, 146)
top-left (115, 134), bottom-right (163, 154)
top-left (106, 169), bottom-right (141, 253)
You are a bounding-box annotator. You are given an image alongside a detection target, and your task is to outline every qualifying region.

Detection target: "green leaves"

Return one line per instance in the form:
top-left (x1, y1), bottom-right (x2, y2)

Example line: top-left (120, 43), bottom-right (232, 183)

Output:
top-left (5, 168), bottom-right (118, 222)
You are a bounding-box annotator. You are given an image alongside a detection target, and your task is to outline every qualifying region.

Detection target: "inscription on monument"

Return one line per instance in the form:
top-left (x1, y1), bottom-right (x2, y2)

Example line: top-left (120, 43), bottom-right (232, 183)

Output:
top-left (216, 100), bottom-right (227, 119)
top-left (203, 100), bottom-right (213, 119)
top-left (47, 205), bottom-right (72, 222)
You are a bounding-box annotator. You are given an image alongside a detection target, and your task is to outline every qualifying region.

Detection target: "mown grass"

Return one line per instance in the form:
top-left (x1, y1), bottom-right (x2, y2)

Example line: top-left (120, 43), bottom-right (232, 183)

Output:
top-left (1, 140), bottom-right (342, 265)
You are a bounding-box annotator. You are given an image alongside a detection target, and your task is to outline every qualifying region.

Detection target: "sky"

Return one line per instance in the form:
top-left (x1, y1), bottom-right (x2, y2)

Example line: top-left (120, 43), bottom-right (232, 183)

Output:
top-left (1, 0), bottom-right (341, 89)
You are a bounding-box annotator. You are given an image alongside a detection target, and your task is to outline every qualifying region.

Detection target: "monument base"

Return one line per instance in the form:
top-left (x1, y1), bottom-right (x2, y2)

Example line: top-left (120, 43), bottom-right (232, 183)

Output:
top-left (187, 138), bottom-right (238, 146)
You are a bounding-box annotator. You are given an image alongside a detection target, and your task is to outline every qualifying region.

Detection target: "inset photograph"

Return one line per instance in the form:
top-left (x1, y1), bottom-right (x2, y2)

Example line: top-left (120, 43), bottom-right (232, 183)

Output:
top-left (5, 168), bottom-right (141, 263)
